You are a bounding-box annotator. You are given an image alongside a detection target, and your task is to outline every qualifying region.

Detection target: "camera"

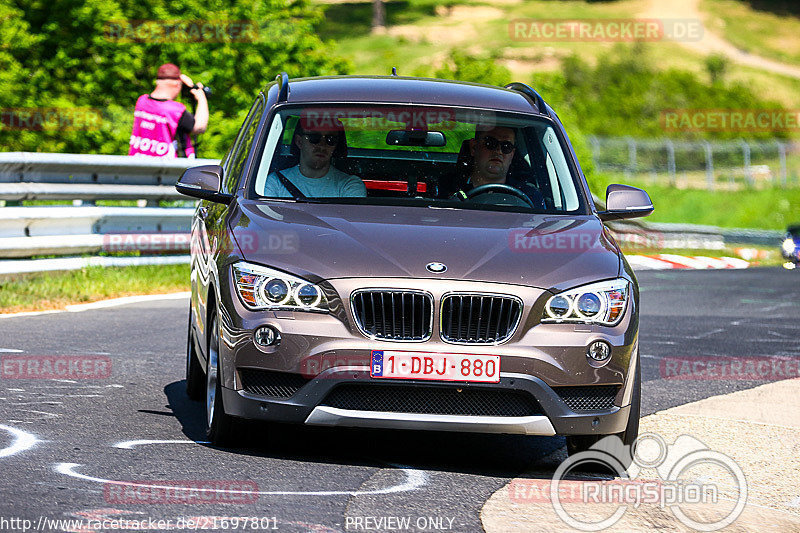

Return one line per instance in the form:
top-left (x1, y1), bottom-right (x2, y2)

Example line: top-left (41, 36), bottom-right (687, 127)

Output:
top-left (181, 83), bottom-right (212, 101)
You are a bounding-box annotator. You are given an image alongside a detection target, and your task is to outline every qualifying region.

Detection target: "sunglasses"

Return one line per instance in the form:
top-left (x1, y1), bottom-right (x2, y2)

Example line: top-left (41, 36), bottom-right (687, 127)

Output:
top-left (304, 133), bottom-right (339, 146)
top-left (481, 135), bottom-right (515, 154)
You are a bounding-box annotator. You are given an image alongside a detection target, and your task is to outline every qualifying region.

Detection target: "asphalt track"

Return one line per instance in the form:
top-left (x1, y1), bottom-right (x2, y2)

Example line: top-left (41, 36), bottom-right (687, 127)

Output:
top-left (0, 267), bottom-right (797, 533)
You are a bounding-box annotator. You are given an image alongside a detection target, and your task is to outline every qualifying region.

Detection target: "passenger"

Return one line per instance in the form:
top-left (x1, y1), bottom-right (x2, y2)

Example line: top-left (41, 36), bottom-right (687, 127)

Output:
top-left (265, 121), bottom-right (366, 198)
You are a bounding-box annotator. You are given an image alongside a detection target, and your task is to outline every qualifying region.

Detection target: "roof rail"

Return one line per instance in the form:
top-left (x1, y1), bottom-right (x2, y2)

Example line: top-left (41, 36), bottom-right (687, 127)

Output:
top-left (276, 72), bottom-right (290, 102)
top-left (504, 82), bottom-right (547, 115)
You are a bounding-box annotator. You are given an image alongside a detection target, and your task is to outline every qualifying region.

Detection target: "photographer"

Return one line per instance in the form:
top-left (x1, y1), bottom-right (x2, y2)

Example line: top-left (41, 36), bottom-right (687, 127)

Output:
top-left (128, 63), bottom-right (208, 158)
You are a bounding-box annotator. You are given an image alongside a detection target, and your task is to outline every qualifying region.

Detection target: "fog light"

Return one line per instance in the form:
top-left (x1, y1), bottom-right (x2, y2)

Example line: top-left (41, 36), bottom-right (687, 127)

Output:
top-left (254, 326), bottom-right (281, 347)
top-left (587, 341), bottom-right (611, 362)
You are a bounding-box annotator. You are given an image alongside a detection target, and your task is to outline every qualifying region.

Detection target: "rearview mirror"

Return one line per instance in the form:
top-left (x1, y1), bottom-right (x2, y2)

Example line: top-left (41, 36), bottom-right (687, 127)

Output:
top-left (386, 130), bottom-right (446, 147)
top-left (175, 165), bottom-right (233, 204)
top-left (597, 184), bottom-right (653, 221)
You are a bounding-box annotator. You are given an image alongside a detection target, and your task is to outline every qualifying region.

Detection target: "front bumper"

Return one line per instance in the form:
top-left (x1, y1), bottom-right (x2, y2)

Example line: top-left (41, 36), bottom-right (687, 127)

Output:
top-left (221, 367), bottom-right (634, 436)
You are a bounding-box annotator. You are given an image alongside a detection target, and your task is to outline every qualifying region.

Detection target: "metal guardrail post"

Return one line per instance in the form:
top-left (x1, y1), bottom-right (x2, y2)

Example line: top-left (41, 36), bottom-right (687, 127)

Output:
top-left (703, 141), bottom-right (714, 190)
top-left (777, 141), bottom-right (788, 187)
top-left (666, 139), bottom-right (676, 186)
top-left (740, 139), bottom-right (753, 186)
top-left (627, 137), bottom-right (637, 178)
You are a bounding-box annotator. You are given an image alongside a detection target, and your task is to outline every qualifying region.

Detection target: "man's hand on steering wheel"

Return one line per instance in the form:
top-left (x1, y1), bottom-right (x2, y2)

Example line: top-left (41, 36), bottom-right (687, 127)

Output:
top-left (463, 183), bottom-right (537, 209)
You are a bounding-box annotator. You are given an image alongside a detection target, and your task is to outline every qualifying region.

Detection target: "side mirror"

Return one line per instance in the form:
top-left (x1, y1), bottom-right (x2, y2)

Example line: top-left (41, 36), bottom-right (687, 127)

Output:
top-left (175, 165), bottom-right (233, 204)
top-left (597, 184), bottom-right (653, 221)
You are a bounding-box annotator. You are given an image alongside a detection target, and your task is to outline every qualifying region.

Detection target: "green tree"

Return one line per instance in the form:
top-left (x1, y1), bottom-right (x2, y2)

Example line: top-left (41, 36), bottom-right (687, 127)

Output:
top-left (0, 0), bottom-right (350, 157)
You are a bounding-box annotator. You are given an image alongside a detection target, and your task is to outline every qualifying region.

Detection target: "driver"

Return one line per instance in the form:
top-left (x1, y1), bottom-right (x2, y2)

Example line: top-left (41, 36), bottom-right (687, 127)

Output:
top-left (467, 126), bottom-right (517, 189)
top-left (451, 126), bottom-right (545, 208)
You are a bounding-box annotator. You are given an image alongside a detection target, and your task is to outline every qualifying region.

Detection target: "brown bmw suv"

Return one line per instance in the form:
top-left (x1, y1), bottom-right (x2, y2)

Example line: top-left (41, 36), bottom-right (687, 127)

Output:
top-left (176, 74), bottom-right (653, 462)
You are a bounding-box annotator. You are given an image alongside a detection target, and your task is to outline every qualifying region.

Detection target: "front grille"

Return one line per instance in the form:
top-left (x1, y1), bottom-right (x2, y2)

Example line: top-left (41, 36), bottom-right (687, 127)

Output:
top-left (555, 385), bottom-right (620, 411)
top-left (351, 290), bottom-right (432, 341)
top-left (440, 294), bottom-right (522, 344)
top-left (321, 384), bottom-right (542, 417)
top-left (240, 369), bottom-right (309, 398)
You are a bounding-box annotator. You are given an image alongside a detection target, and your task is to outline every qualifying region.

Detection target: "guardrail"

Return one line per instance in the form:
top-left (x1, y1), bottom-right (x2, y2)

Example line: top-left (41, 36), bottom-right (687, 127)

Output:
top-left (0, 152), bottom-right (786, 275)
top-left (0, 152), bottom-right (212, 273)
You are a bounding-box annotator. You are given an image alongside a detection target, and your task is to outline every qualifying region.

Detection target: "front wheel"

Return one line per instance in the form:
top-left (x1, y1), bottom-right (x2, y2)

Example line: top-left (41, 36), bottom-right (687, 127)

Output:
top-left (205, 312), bottom-right (237, 446)
top-left (186, 305), bottom-right (204, 401)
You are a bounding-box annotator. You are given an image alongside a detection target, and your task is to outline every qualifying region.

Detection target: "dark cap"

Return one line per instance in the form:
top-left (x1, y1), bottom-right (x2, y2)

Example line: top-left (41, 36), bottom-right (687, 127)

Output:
top-left (156, 63), bottom-right (181, 80)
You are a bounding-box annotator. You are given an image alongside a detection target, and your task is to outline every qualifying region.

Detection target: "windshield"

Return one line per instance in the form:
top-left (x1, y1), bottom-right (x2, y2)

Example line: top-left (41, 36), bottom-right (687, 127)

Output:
top-left (249, 104), bottom-right (588, 214)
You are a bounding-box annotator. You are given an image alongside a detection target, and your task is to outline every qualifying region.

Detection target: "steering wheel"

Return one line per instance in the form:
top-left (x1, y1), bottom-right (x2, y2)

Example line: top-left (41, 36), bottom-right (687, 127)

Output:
top-left (464, 183), bottom-right (537, 209)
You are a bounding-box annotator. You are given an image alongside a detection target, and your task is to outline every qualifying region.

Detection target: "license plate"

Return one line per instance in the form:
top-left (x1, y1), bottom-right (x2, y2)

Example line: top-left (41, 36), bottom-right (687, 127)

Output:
top-left (370, 350), bottom-right (500, 383)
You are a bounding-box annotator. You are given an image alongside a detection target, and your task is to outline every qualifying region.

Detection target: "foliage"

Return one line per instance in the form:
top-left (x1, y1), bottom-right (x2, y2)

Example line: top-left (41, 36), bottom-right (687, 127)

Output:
top-left (0, 0), bottom-right (351, 157)
top-left (705, 53), bottom-right (729, 84)
top-left (534, 45), bottom-right (787, 142)
top-left (432, 50), bottom-right (511, 87)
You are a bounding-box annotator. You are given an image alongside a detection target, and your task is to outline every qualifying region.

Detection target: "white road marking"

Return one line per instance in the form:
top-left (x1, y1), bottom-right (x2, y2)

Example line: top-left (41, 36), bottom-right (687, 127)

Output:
top-left (686, 328), bottom-right (726, 340)
top-left (114, 439), bottom-right (210, 449)
top-left (56, 462), bottom-right (428, 496)
top-left (0, 292), bottom-right (190, 319)
top-left (14, 410), bottom-right (60, 420)
top-left (0, 424), bottom-right (39, 458)
top-left (0, 348), bottom-right (24, 353)
top-left (64, 292), bottom-right (190, 312)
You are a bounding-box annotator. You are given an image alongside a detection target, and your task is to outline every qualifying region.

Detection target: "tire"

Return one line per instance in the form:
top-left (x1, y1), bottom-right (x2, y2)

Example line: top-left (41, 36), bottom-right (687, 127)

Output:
top-left (205, 311), bottom-right (237, 446)
top-left (565, 357), bottom-right (641, 472)
top-left (186, 305), bottom-right (204, 401)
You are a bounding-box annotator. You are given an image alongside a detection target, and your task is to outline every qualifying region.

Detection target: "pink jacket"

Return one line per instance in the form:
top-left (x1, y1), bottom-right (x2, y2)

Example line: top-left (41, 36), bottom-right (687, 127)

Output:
top-left (128, 95), bottom-right (195, 158)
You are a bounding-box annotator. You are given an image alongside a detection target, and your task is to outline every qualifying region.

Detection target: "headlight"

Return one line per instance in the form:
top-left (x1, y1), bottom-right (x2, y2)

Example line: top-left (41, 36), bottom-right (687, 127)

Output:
top-left (542, 279), bottom-right (629, 326)
top-left (232, 261), bottom-right (329, 312)
top-left (782, 237), bottom-right (796, 255)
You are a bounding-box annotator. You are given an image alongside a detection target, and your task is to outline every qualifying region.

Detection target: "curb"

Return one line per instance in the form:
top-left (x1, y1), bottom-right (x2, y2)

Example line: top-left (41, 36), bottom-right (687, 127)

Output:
top-left (627, 254), bottom-right (749, 270)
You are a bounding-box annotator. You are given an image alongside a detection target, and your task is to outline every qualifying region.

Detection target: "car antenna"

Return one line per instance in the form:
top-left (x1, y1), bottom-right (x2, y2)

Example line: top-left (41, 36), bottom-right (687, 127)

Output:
top-left (276, 72), bottom-right (290, 102)
top-left (391, 67), bottom-right (398, 76)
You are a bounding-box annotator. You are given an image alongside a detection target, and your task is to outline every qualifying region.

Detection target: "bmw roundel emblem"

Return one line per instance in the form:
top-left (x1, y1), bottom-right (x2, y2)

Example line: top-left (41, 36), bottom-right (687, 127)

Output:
top-left (426, 262), bottom-right (447, 273)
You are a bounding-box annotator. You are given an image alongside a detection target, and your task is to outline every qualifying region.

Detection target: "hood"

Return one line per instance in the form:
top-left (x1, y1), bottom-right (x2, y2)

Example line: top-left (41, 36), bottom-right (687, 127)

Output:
top-left (230, 201), bottom-right (620, 291)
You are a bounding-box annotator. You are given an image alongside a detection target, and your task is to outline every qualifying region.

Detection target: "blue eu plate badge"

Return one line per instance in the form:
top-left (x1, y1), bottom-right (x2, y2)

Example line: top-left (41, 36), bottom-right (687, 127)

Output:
top-left (371, 351), bottom-right (383, 377)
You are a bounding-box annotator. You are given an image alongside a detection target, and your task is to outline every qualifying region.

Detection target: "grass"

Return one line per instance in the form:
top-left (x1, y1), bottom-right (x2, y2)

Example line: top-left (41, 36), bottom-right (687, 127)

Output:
top-left (317, 0), bottom-right (800, 109)
top-left (0, 264), bottom-right (190, 314)
top-left (591, 173), bottom-right (800, 230)
top-left (701, 0), bottom-right (800, 65)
